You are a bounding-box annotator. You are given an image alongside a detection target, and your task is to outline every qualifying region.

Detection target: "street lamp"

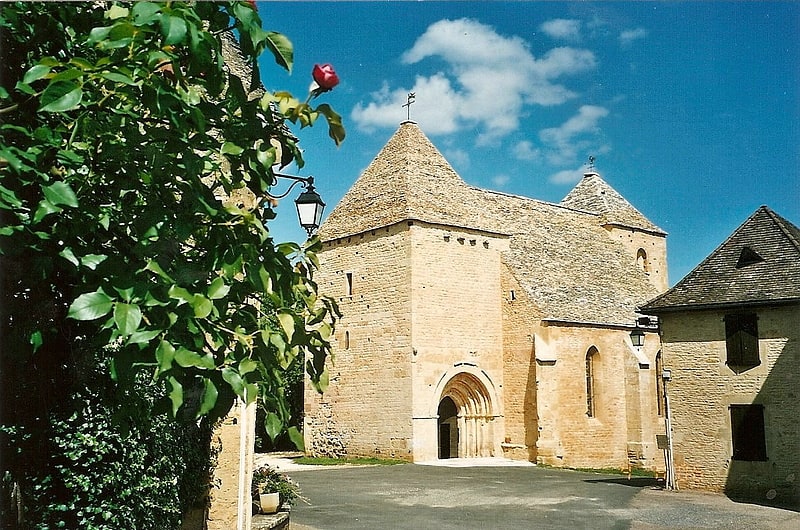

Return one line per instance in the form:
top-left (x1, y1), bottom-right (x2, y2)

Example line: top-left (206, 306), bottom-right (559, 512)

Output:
top-left (267, 173), bottom-right (326, 236)
top-left (630, 327), bottom-right (645, 348)
top-left (294, 179), bottom-right (325, 236)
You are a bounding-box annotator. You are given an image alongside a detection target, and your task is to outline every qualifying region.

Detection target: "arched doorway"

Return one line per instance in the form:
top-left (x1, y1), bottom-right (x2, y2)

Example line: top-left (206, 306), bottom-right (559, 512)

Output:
top-left (437, 371), bottom-right (497, 459)
top-left (438, 397), bottom-right (458, 458)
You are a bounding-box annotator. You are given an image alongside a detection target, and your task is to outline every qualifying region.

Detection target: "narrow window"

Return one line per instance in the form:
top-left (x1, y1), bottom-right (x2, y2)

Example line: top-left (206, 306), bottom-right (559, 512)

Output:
top-left (655, 351), bottom-right (665, 416)
top-left (730, 404), bottom-right (767, 461)
top-left (724, 313), bottom-right (759, 367)
top-left (636, 248), bottom-right (649, 273)
top-left (345, 272), bottom-right (353, 296)
top-left (344, 330), bottom-right (350, 350)
top-left (586, 347), bottom-right (598, 417)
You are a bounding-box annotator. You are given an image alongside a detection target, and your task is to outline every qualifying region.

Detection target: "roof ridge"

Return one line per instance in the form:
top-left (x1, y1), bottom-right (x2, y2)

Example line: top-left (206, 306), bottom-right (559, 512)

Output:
top-left (761, 205), bottom-right (800, 255)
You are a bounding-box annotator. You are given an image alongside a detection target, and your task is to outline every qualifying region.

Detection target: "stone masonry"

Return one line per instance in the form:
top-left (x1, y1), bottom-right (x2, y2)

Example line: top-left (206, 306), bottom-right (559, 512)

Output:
top-left (306, 121), bottom-right (669, 472)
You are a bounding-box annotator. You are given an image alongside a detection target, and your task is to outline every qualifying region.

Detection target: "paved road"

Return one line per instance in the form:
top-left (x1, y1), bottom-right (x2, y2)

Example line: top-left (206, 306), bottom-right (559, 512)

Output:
top-left (271, 459), bottom-right (799, 530)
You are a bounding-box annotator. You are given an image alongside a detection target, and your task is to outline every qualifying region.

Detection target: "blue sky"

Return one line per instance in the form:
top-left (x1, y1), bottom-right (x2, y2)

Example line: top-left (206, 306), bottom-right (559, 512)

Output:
top-left (256, 1), bottom-right (799, 285)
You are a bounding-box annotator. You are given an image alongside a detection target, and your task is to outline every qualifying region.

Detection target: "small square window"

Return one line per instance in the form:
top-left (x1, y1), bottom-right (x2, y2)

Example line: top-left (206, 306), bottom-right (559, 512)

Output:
top-left (724, 313), bottom-right (759, 367)
top-left (730, 404), bottom-right (767, 461)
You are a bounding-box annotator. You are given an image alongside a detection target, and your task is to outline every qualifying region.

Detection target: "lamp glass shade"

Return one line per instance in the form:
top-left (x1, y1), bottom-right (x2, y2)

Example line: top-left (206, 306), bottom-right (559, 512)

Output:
top-left (630, 328), bottom-right (645, 347)
top-left (295, 187), bottom-right (325, 234)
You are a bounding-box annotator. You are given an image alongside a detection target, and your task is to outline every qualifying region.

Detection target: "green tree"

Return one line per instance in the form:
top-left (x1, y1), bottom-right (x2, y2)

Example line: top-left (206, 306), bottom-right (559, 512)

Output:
top-left (1, 1), bottom-right (342, 526)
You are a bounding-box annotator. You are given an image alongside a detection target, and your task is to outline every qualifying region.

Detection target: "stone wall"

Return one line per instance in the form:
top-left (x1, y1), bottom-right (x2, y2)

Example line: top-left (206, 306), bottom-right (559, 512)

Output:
top-left (660, 305), bottom-right (800, 506)
top-left (604, 224), bottom-right (669, 292)
top-left (532, 322), bottom-right (663, 470)
top-left (306, 224), bottom-right (414, 459)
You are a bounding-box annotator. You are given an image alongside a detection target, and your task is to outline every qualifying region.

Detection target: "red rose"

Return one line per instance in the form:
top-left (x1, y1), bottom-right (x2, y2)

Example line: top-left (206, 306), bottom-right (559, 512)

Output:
top-left (312, 64), bottom-right (339, 91)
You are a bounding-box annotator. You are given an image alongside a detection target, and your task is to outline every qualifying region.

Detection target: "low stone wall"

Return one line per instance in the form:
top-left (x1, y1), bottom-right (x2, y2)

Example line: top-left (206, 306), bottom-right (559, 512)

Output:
top-left (252, 509), bottom-right (289, 530)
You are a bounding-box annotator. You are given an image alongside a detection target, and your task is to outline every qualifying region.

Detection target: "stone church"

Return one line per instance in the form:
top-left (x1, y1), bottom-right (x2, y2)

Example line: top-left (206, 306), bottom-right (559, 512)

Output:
top-left (304, 121), bottom-right (668, 471)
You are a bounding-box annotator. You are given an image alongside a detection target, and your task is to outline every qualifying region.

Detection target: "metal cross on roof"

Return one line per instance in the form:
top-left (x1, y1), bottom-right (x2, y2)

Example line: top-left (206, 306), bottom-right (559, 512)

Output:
top-left (402, 92), bottom-right (416, 121)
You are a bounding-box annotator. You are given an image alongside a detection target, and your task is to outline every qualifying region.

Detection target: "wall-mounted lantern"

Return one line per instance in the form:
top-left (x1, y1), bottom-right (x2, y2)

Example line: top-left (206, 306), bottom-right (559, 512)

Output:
top-left (267, 173), bottom-right (326, 236)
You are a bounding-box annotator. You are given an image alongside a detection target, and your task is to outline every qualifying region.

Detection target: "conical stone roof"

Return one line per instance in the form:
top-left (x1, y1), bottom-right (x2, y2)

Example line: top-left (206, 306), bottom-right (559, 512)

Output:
top-left (561, 172), bottom-right (665, 234)
top-left (320, 121), bottom-right (480, 240)
top-left (320, 122), bottom-right (662, 326)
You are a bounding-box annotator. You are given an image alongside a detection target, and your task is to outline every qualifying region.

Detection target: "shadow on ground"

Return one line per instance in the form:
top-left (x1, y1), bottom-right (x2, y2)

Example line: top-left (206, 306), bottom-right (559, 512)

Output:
top-left (583, 476), bottom-right (664, 488)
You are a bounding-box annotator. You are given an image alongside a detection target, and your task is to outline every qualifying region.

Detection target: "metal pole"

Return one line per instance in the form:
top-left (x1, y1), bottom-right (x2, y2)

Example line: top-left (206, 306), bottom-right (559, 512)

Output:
top-left (663, 377), bottom-right (678, 490)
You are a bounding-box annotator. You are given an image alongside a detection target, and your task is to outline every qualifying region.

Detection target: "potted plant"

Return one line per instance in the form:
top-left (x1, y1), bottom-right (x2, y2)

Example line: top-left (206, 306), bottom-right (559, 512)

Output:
top-left (251, 465), bottom-right (301, 514)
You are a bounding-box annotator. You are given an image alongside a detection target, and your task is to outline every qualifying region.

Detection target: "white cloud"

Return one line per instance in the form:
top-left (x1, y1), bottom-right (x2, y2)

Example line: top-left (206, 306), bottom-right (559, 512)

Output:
top-left (619, 28), bottom-right (647, 47)
top-left (444, 147), bottom-right (471, 169)
top-left (351, 18), bottom-right (596, 139)
top-left (491, 174), bottom-right (511, 188)
top-left (540, 19), bottom-right (581, 41)
top-left (512, 140), bottom-right (541, 162)
top-left (539, 105), bottom-right (609, 165)
top-left (548, 165), bottom-right (586, 185)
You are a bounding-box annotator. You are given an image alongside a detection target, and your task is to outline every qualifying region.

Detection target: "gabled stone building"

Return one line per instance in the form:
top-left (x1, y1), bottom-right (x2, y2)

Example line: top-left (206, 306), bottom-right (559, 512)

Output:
top-left (305, 121), bottom-right (668, 471)
top-left (640, 206), bottom-right (800, 507)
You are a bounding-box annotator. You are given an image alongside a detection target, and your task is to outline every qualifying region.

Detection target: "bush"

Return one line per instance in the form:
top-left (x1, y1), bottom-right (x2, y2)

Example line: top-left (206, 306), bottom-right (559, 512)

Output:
top-left (1, 369), bottom-right (214, 530)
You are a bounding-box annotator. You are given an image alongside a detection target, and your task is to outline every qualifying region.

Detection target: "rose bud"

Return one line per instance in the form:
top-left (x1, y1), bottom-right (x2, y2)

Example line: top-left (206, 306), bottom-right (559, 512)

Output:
top-left (312, 63), bottom-right (339, 91)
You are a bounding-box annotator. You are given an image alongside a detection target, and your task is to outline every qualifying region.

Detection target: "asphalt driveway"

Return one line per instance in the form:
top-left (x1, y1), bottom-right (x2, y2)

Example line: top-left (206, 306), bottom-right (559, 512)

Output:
top-left (271, 459), bottom-right (799, 529)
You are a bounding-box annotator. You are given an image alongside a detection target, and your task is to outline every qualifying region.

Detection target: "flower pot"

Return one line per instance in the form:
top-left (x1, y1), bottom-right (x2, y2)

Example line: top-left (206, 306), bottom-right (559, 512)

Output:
top-left (259, 492), bottom-right (280, 514)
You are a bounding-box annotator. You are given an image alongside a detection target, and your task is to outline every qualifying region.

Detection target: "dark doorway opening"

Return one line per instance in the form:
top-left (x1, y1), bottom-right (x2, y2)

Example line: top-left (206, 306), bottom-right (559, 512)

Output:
top-left (438, 396), bottom-right (458, 459)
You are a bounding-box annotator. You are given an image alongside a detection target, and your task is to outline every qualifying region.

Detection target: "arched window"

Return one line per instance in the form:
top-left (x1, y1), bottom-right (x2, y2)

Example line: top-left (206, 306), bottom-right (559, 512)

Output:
top-left (636, 248), bottom-right (649, 273)
top-left (586, 347), bottom-right (598, 417)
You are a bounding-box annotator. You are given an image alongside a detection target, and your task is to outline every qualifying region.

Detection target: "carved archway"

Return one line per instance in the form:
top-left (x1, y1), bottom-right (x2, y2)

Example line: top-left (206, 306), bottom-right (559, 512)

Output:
top-left (436, 371), bottom-right (497, 458)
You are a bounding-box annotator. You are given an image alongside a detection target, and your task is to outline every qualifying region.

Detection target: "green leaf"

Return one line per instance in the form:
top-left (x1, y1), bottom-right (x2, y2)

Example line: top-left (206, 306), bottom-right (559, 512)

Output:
top-left (220, 142), bottom-right (244, 155)
top-left (68, 291), bottom-right (113, 321)
top-left (132, 2), bottom-right (161, 26)
top-left (30, 331), bottom-right (43, 353)
top-left (238, 358), bottom-right (257, 376)
top-left (317, 104), bottom-right (346, 146)
top-left (277, 312), bottom-right (295, 343)
top-left (81, 254), bottom-right (108, 270)
top-left (114, 302), bottom-right (142, 336)
top-left (197, 378), bottom-right (218, 417)
top-left (265, 412), bottom-right (282, 441)
top-left (287, 426), bottom-right (305, 451)
top-left (156, 340), bottom-right (176, 373)
top-left (42, 181), bottom-right (78, 207)
top-left (127, 329), bottom-right (160, 346)
top-left (174, 348), bottom-right (215, 369)
top-left (33, 199), bottom-right (61, 223)
top-left (161, 15), bottom-right (187, 45)
top-left (59, 247), bottom-right (80, 267)
top-left (265, 31), bottom-right (293, 72)
top-left (167, 376), bottom-right (183, 417)
top-left (191, 294), bottom-right (213, 318)
top-left (88, 26), bottom-right (112, 44)
top-left (39, 81), bottom-right (83, 112)
top-left (22, 64), bottom-right (51, 85)
top-left (144, 260), bottom-right (174, 282)
top-left (207, 277), bottom-right (230, 299)
top-left (221, 367), bottom-right (245, 396)
top-left (106, 4), bottom-right (129, 20)
top-left (100, 71), bottom-right (136, 85)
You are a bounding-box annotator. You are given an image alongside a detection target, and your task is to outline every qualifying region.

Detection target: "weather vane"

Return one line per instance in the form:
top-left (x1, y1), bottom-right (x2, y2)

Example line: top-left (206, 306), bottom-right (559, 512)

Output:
top-left (402, 92), bottom-right (416, 121)
top-left (587, 155), bottom-right (596, 171)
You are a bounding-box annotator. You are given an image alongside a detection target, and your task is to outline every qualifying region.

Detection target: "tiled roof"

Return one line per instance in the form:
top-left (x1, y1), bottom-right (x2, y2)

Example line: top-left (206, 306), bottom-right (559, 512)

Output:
top-left (321, 122), bottom-right (661, 326)
top-left (561, 172), bottom-right (665, 234)
top-left (641, 206), bottom-right (800, 312)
